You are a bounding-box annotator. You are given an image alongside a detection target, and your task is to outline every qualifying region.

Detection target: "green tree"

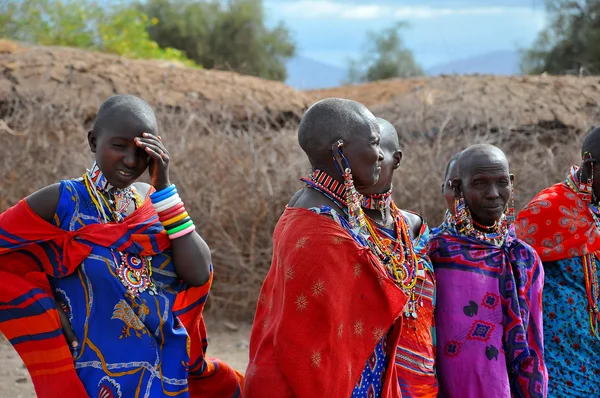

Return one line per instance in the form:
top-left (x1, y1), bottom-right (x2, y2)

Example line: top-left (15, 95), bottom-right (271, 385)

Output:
top-left (522, 0), bottom-right (600, 74)
top-left (0, 0), bottom-right (195, 66)
top-left (345, 22), bottom-right (423, 84)
top-left (140, 0), bottom-right (296, 81)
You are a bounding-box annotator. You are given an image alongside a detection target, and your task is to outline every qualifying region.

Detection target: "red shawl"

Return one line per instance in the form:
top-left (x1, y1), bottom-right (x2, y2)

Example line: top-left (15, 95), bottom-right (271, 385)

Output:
top-left (515, 171), bottom-right (600, 262)
top-left (0, 198), bottom-right (243, 397)
top-left (244, 207), bottom-right (408, 398)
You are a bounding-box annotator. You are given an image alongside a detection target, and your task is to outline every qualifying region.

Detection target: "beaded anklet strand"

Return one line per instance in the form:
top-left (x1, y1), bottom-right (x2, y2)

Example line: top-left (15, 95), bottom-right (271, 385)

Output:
top-left (150, 185), bottom-right (196, 239)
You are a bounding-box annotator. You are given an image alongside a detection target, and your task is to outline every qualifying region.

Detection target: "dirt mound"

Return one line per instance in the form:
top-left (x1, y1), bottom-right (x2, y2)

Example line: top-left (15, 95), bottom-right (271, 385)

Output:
top-left (0, 41), bottom-right (311, 124)
top-left (373, 75), bottom-right (600, 136)
top-left (309, 75), bottom-right (600, 134)
top-left (307, 77), bottom-right (426, 108)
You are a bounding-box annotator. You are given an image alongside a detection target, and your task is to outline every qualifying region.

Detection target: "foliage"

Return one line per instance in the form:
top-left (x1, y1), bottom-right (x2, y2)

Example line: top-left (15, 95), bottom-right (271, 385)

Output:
top-left (522, 0), bottom-right (600, 75)
top-left (140, 0), bottom-right (296, 81)
top-left (345, 22), bottom-right (423, 84)
top-left (0, 0), bottom-right (196, 66)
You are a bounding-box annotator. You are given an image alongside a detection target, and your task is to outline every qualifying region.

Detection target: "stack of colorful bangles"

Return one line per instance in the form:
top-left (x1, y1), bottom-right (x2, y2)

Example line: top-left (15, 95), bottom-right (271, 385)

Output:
top-left (150, 185), bottom-right (196, 239)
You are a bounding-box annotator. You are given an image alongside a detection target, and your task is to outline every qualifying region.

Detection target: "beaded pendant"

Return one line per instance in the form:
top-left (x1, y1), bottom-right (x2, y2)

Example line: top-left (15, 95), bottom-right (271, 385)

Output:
top-left (117, 252), bottom-right (156, 295)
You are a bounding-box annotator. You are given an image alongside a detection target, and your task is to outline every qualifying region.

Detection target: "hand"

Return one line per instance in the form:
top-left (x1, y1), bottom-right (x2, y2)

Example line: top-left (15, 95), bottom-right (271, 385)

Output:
top-left (56, 300), bottom-right (78, 350)
top-left (135, 133), bottom-right (171, 190)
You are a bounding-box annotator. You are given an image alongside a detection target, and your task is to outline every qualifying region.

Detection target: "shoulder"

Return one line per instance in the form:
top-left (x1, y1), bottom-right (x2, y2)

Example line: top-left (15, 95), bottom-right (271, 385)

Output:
top-left (400, 209), bottom-right (423, 240)
top-left (289, 188), bottom-right (345, 215)
top-left (133, 182), bottom-right (152, 201)
top-left (25, 183), bottom-right (61, 223)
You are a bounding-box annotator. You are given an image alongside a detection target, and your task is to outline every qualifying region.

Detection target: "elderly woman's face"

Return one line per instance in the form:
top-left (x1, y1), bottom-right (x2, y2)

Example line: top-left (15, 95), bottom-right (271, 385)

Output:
top-left (339, 117), bottom-right (384, 189)
top-left (460, 153), bottom-right (512, 226)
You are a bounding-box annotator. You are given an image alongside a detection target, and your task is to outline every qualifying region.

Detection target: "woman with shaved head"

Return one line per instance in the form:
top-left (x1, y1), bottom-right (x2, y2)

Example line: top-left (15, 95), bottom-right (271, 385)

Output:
top-left (430, 144), bottom-right (547, 398)
top-left (0, 95), bottom-right (243, 397)
top-left (359, 118), bottom-right (438, 397)
top-left (517, 127), bottom-right (600, 397)
top-left (245, 99), bottom-right (413, 397)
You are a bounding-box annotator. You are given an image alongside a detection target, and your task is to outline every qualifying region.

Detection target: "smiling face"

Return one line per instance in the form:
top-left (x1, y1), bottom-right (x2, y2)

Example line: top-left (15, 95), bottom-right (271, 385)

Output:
top-left (88, 114), bottom-right (154, 189)
top-left (459, 149), bottom-right (512, 226)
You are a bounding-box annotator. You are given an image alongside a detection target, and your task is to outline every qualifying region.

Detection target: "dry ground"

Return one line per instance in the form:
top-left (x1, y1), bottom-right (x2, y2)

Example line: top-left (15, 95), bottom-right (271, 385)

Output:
top-left (0, 316), bottom-right (251, 397)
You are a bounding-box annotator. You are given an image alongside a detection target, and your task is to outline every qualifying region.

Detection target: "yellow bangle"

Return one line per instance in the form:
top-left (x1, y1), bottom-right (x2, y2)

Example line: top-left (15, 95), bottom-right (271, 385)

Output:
top-left (163, 212), bottom-right (189, 227)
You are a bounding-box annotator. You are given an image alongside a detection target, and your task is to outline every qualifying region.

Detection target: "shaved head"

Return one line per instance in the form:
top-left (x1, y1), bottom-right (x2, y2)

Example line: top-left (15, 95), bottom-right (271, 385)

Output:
top-left (93, 94), bottom-right (158, 136)
top-left (444, 151), bottom-right (462, 182)
top-left (582, 127), bottom-right (600, 158)
top-left (377, 118), bottom-right (400, 153)
top-left (456, 144), bottom-right (509, 180)
top-left (298, 98), bottom-right (379, 167)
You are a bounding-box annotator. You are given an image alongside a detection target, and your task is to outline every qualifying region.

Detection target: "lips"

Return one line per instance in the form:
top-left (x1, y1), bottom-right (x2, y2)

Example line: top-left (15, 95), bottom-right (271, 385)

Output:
top-left (117, 169), bottom-right (133, 177)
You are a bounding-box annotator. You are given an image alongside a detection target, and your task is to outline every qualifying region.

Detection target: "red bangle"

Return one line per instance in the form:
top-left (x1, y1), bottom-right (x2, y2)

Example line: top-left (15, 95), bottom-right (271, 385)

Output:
top-left (158, 202), bottom-right (185, 220)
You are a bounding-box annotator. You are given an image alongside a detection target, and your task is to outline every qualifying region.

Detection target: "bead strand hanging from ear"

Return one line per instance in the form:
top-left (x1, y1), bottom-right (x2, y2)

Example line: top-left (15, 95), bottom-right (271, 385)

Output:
top-left (581, 151), bottom-right (595, 203)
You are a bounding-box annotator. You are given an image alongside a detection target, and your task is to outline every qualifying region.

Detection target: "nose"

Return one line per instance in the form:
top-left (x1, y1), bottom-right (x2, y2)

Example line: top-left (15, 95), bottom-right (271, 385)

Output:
top-left (377, 148), bottom-right (384, 161)
top-left (123, 147), bottom-right (138, 169)
top-left (485, 184), bottom-right (500, 199)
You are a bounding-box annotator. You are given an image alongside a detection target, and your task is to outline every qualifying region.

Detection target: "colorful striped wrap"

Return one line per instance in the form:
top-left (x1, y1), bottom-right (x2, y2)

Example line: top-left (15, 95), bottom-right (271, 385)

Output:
top-left (0, 197), bottom-right (243, 397)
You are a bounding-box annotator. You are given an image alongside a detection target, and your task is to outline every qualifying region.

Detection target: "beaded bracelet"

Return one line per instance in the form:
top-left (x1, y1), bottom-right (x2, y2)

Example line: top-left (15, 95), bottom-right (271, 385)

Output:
top-left (151, 185), bottom-right (196, 240)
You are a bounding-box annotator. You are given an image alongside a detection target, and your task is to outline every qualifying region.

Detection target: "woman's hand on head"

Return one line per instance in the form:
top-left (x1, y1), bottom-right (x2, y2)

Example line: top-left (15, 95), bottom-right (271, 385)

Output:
top-left (135, 133), bottom-right (171, 191)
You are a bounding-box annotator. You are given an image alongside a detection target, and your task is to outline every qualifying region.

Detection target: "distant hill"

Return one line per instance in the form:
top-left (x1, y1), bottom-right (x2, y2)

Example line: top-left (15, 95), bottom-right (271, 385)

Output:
top-left (426, 50), bottom-right (521, 76)
top-left (285, 56), bottom-right (346, 90)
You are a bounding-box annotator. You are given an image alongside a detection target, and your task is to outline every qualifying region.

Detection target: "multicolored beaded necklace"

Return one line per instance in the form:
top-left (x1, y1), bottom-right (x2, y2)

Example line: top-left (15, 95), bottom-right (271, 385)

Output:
top-left (83, 162), bottom-right (156, 296)
top-left (361, 187), bottom-right (393, 227)
top-left (301, 169), bottom-right (420, 293)
top-left (362, 191), bottom-right (424, 318)
top-left (453, 197), bottom-right (509, 246)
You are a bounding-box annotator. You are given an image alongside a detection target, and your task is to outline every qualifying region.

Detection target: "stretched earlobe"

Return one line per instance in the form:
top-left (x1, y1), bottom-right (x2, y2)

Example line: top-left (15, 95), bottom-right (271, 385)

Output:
top-left (88, 130), bottom-right (97, 153)
top-left (451, 178), bottom-right (462, 199)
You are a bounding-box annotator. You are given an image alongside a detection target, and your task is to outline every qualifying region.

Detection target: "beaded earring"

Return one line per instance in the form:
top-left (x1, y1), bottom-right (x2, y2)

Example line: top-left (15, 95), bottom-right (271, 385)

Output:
top-left (453, 194), bottom-right (473, 235)
top-left (581, 152), bottom-right (595, 202)
top-left (333, 142), bottom-right (366, 230)
top-left (505, 183), bottom-right (516, 225)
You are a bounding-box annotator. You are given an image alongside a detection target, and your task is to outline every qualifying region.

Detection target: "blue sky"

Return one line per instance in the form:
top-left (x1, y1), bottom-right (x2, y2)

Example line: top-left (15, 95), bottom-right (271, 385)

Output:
top-left (264, 0), bottom-right (547, 69)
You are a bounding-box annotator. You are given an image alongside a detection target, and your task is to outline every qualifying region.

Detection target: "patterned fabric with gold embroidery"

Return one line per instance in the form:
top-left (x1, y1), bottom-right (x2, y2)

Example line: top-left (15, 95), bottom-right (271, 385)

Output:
top-left (245, 206), bottom-right (408, 398)
top-left (50, 179), bottom-right (189, 396)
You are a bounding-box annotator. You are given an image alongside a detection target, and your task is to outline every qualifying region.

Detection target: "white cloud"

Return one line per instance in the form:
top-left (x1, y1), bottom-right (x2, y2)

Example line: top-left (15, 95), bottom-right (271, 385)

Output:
top-left (272, 1), bottom-right (541, 21)
top-left (274, 1), bottom-right (387, 19)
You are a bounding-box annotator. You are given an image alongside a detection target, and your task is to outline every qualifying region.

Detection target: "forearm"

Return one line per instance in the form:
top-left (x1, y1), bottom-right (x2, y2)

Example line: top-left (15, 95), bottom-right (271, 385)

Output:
top-left (170, 231), bottom-right (212, 286)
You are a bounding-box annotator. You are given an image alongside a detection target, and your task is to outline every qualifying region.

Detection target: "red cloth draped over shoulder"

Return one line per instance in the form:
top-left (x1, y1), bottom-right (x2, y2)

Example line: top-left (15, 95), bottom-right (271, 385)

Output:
top-left (515, 180), bottom-right (600, 262)
top-left (0, 198), bottom-right (243, 398)
top-left (244, 207), bottom-right (408, 398)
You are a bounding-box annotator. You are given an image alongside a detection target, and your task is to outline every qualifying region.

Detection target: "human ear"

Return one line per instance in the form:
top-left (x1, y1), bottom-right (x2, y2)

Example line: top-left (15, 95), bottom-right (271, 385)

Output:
top-left (392, 150), bottom-right (403, 170)
top-left (88, 130), bottom-right (97, 153)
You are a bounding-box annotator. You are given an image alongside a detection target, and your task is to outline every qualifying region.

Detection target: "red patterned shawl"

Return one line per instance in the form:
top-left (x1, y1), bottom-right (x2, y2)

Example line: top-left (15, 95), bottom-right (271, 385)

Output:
top-left (0, 198), bottom-right (243, 397)
top-left (244, 207), bottom-right (408, 398)
top-left (516, 166), bottom-right (600, 262)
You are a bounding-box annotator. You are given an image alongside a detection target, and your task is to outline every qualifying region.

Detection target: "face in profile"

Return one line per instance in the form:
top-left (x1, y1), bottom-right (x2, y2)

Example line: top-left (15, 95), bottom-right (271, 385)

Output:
top-left (337, 115), bottom-right (384, 189)
top-left (443, 159), bottom-right (459, 214)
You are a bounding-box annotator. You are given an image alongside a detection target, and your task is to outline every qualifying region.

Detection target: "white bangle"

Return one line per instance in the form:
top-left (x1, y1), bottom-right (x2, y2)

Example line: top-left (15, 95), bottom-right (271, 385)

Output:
top-left (154, 195), bottom-right (182, 213)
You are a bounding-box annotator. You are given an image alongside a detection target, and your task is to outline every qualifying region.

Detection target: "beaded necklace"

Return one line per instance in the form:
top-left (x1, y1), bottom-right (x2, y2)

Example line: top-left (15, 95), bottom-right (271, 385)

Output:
top-left (83, 163), bottom-right (156, 296)
top-left (361, 187), bottom-right (393, 227)
top-left (301, 169), bottom-right (419, 291)
top-left (452, 202), bottom-right (509, 246)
